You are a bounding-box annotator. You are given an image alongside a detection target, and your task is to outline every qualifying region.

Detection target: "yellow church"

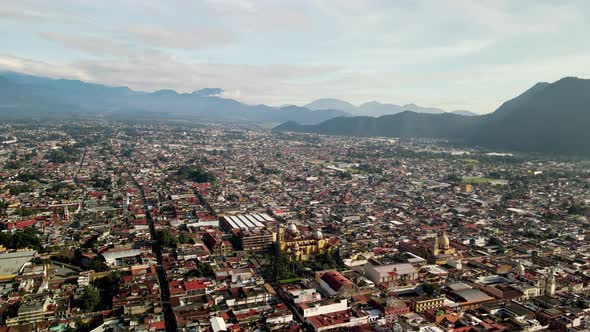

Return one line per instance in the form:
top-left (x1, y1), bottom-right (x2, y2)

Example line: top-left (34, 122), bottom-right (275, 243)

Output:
top-left (431, 232), bottom-right (456, 264)
top-left (276, 223), bottom-right (330, 261)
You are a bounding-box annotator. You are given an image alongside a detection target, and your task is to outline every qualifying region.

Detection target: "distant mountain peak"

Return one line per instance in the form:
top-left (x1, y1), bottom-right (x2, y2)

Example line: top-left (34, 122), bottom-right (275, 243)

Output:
top-left (192, 88), bottom-right (223, 97)
top-left (152, 89), bottom-right (178, 96)
top-left (305, 98), bottom-right (356, 112)
top-left (451, 110), bottom-right (478, 116)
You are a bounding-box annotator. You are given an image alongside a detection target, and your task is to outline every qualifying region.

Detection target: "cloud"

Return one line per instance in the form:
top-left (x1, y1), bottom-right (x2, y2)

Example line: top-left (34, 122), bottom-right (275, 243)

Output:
top-left (0, 8), bottom-right (46, 21)
top-left (126, 24), bottom-right (234, 50)
top-left (0, 53), bottom-right (341, 105)
top-left (39, 32), bottom-right (135, 57)
top-left (0, 54), bottom-right (93, 81)
top-left (2, 0), bottom-right (590, 113)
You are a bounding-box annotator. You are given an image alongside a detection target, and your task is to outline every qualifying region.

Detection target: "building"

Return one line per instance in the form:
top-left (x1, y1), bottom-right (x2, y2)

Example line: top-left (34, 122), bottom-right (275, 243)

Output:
top-left (0, 250), bottom-right (37, 281)
top-left (315, 270), bottom-right (354, 297)
top-left (239, 228), bottom-right (275, 252)
top-left (364, 262), bottom-right (418, 286)
top-left (285, 288), bottom-right (322, 304)
top-left (78, 270), bottom-right (94, 287)
top-left (298, 298), bottom-right (348, 318)
top-left (306, 309), bottom-right (369, 332)
top-left (277, 223), bottom-right (331, 261)
top-left (399, 232), bottom-right (458, 265)
top-left (12, 294), bottom-right (48, 326)
top-left (221, 213), bottom-right (273, 231)
top-left (410, 296), bottom-right (445, 312)
top-left (221, 213), bottom-right (276, 252)
top-left (537, 267), bottom-right (557, 296)
top-left (447, 288), bottom-right (495, 309)
top-left (101, 248), bottom-right (141, 266)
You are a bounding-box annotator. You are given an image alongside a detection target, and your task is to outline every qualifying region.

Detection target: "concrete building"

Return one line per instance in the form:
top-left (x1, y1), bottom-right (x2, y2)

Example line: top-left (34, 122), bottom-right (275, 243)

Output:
top-left (364, 262), bottom-right (418, 285)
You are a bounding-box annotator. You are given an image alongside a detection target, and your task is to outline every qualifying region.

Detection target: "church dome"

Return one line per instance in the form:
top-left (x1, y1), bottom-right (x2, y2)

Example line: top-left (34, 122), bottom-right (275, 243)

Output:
top-left (287, 223), bottom-right (298, 234)
top-left (438, 232), bottom-right (450, 249)
top-left (315, 230), bottom-right (323, 239)
top-left (516, 262), bottom-right (525, 274)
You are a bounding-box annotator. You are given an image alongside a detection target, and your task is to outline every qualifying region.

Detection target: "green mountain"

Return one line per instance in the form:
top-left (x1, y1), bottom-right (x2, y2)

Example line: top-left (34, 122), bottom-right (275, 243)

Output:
top-left (274, 77), bottom-right (590, 156)
top-left (470, 77), bottom-right (590, 155)
top-left (275, 112), bottom-right (481, 139)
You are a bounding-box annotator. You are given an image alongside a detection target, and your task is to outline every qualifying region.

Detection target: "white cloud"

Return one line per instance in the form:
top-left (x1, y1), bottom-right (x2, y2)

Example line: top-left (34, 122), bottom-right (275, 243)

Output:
top-left (39, 32), bottom-right (136, 57)
top-left (2, 0), bottom-right (590, 113)
top-left (126, 24), bottom-right (234, 50)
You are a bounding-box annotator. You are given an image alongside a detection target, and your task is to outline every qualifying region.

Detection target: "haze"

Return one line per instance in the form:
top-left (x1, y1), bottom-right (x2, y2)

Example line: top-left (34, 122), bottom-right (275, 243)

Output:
top-left (2, 0), bottom-right (590, 113)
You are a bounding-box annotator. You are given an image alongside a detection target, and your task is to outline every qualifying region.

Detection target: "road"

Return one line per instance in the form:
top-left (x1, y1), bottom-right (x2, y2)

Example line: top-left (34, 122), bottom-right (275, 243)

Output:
top-left (116, 155), bottom-right (178, 332)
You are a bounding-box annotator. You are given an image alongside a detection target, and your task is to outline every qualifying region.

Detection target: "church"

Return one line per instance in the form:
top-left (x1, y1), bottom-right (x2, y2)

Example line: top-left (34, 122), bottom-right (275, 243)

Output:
top-left (398, 232), bottom-right (457, 265)
top-left (432, 232), bottom-right (456, 264)
top-left (276, 223), bottom-right (331, 261)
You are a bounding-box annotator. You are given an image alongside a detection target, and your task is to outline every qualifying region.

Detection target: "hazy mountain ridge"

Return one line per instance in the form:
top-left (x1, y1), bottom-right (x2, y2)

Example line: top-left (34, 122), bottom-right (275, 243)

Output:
top-left (304, 98), bottom-right (467, 116)
top-left (276, 77), bottom-right (590, 155)
top-left (0, 71), bottom-right (347, 124)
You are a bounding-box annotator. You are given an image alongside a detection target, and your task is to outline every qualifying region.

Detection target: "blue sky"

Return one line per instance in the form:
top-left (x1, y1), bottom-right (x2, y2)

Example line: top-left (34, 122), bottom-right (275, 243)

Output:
top-left (1, 0), bottom-right (590, 113)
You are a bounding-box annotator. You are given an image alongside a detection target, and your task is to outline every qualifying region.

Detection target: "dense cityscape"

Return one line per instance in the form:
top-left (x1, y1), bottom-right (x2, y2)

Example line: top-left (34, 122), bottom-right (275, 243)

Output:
top-left (0, 121), bottom-right (588, 331)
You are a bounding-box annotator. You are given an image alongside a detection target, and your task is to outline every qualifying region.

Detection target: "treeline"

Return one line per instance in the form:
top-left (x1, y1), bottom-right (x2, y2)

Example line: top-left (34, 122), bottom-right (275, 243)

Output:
top-left (0, 228), bottom-right (42, 251)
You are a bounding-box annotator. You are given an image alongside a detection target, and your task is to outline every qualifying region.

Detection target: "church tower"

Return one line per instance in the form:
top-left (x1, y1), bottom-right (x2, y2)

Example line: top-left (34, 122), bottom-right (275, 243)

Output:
top-left (433, 236), bottom-right (440, 256)
top-left (546, 267), bottom-right (556, 295)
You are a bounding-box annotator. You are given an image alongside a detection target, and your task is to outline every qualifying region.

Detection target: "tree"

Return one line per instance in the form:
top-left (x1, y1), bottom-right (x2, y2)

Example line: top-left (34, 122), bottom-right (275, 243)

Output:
top-left (184, 261), bottom-right (213, 278)
top-left (178, 234), bottom-right (194, 245)
top-left (92, 271), bottom-right (120, 310)
top-left (268, 243), bottom-right (293, 282)
top-left (446, 174), bottom-right (462, 182)
top-left (0, 228), bottom-right (42, 251)
top-left (304, 250), bottom-right (337, 271)
top-left (79, 286), bottom-right (100, 312)
top-left (420, 282), bottom-right (440, 296)
top-left (157, 229), bottom-right (178, 248)
top-left (178, 165), bottom-right (216, 183)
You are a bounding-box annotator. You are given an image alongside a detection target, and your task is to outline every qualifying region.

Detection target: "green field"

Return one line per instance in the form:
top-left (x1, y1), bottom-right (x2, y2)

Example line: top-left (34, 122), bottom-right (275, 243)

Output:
top-left (461, 159), bottom-right (480, 165)
top-left (461, 177), bottom-right (497, 184)
top-left (278, 277), bottom-right (302, 284)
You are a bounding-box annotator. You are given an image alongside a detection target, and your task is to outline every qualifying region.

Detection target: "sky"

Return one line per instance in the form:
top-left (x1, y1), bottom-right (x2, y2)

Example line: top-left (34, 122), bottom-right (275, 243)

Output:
top-left (1, 0), bottom-right (590, 114)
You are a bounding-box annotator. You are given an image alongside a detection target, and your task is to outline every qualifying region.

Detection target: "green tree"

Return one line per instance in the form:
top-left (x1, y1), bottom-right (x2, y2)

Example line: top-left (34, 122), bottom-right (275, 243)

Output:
top-left (420, 282), bottom-right (440, 296)
top-left (157, 229), bottom-right (178, 248)
top-left (178, 234), bottom-right (194, 245)
top-left (178, 165), bottom-right (216, 183)
top-left (79, 285), bottom-right (100, 312)
top-left (268, 243), bottom-right (292, 282)
top-left (92, 271), bottom-right (120, 309)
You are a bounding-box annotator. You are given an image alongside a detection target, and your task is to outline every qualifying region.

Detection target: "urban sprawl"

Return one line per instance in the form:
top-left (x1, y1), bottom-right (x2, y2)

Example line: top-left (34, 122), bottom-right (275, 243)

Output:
top-left (0, 121), bottom-right (589, 332)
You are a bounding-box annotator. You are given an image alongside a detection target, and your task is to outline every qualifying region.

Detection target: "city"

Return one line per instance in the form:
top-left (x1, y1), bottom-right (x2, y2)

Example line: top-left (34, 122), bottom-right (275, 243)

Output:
top-left (2, 1), bottom-right (590, 331)
top-left (0, 121), bottom-right (588, 331)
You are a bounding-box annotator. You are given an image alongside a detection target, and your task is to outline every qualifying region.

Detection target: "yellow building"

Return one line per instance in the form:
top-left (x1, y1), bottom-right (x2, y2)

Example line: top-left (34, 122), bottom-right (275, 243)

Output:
top-left (432, 232), bottom-right (456, 265)
top-left (277, 223), bottom-right (330, 261)
top-left (460, 184), bottom-right (473, 193)
top-left (410, 296), bottom-right (445, 312)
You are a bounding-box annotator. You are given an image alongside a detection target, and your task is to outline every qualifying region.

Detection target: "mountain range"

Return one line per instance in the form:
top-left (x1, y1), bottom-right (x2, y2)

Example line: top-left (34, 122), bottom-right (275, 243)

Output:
top-left (2, 71), bottom-right (589, 155)
top-left (304, 98), bottom-right (478, 117)
top-left (275, 77), bottom-right (590, 156)
top-left (0, 71), bottom-right (477, 124)
top-left (0, 72), bottom-right (346, 124)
